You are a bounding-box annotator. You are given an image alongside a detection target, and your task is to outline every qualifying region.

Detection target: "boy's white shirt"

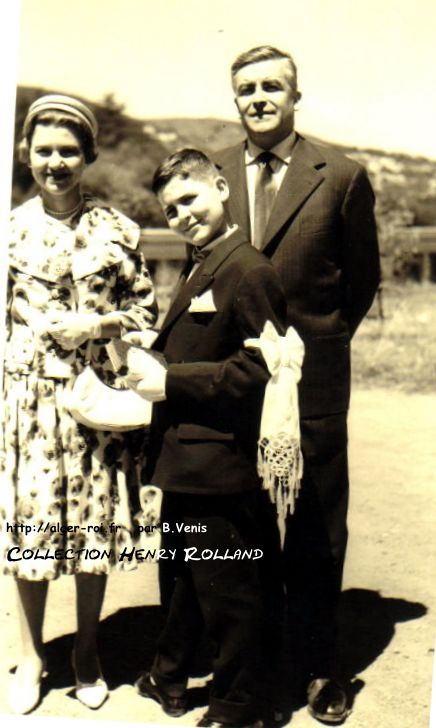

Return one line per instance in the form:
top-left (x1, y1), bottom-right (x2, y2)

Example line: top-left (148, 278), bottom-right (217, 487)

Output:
top-left (186, 224), bottom-right (237, 280)
top-left (187, 224), bottom-right (239, 311)
top-left (124, 225), bottom-right (238, 400)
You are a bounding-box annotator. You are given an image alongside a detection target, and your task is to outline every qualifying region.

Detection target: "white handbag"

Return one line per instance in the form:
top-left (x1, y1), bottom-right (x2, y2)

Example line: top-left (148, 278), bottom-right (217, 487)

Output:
top-left (64, 364), bottom-right (152, 431)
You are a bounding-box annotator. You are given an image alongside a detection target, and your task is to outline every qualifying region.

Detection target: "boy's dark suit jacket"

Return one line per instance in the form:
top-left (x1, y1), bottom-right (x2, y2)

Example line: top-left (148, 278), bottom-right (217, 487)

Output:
top-left (147, 227), bottom-right (286, 494)
top-left (214, 134), bottom-right (381, 418)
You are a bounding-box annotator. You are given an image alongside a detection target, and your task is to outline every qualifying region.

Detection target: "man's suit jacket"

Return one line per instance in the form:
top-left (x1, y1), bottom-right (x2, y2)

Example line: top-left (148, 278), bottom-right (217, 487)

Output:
top-left (214, 135), bottom-right (380, 418)
top-left (147, 227), bottom-right (286, 495)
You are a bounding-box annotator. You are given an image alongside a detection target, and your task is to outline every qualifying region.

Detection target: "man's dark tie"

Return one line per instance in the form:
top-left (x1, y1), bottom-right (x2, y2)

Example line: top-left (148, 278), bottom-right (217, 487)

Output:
top-left (253, 151), bottom-right (277, 249)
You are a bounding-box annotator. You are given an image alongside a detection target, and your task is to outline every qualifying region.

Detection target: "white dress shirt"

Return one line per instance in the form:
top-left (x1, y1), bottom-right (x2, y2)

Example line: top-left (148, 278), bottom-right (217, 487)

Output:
top-left (187, 224), bottom-right (238, 279)
top-left (245, 132), bottom-right (297, 242)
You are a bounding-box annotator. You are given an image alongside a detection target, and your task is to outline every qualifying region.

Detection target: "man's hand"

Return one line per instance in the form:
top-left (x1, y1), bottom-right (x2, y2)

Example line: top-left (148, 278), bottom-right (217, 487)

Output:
top-left (124, 347), bottom-right (167, 402)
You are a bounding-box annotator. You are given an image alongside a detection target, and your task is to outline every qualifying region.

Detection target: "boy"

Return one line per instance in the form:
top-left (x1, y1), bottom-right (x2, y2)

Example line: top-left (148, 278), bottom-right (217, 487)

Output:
top-left (124, 149), bottom-right (286, 728)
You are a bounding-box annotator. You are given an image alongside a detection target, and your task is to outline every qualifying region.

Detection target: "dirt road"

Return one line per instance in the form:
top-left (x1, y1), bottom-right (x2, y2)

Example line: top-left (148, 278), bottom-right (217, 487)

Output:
top-left (0, 387), bottom-right (435, 728)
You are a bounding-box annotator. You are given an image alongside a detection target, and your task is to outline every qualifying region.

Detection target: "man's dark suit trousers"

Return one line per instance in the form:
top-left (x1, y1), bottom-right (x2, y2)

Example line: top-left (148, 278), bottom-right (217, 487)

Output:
top-left (284, 412), bottom-right (349, 680)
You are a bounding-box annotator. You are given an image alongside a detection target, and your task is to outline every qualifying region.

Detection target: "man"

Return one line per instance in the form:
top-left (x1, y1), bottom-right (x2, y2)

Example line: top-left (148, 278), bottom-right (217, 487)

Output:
top-left (214, 45), bottom-right (380, 724)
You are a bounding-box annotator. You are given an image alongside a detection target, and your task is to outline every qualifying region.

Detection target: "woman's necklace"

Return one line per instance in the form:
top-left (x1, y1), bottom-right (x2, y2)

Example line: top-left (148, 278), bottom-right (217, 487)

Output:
top-left (43, 197), bottom-right (84, 221)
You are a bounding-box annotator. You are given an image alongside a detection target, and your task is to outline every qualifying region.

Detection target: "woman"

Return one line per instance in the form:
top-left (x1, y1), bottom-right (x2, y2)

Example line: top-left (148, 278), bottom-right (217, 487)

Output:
top-left (0, 95), bottom-right (157, 713)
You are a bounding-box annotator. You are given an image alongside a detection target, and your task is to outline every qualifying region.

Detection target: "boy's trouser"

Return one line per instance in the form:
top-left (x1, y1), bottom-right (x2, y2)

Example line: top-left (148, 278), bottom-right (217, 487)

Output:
top-left (152, 489), bottom-right (265, 725)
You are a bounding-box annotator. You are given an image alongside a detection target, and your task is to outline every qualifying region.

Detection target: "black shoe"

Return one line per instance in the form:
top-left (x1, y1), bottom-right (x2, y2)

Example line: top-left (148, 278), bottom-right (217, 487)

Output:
top-left (135, 671), bottom-right (187, 717)
top-left (197, 714), bottom-right (263, 728)
top-left (270, 708), bottom-right (292, 726)
top-left (307, 679), bottom-right (350, 725)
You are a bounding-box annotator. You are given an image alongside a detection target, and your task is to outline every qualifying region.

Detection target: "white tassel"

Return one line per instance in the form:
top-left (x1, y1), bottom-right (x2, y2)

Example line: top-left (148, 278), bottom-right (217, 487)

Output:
top-left (257, 434), bottom-right (303, 547)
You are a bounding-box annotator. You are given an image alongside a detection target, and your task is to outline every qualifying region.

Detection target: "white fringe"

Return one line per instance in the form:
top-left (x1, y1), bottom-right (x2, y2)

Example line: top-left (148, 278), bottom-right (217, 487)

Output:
top-left (257, 433), bottom-right (303, 547)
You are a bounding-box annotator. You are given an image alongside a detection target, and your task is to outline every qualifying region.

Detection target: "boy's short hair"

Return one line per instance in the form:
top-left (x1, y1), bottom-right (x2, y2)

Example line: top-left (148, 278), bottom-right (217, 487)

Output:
top-left (152, 148), bottom-right (221, 195)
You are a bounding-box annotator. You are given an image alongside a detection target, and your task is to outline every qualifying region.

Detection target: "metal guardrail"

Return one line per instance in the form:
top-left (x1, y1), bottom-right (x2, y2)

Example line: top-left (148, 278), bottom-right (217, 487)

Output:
top-left (141, 226), bottom-right (436, 257)
top-left (140, 228), bottom-right (187, 260)
top-left (140, 229), bottom-right (386, 320)
top-left (395, 226), bottom-right (436, 251)
top-left (394, 227), bottom-right (436, 282)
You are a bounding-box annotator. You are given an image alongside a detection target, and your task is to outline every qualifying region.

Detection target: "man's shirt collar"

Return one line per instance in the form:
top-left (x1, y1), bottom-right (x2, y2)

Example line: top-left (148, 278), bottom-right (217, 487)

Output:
top-left (245, 131), bottom-right (297, 166)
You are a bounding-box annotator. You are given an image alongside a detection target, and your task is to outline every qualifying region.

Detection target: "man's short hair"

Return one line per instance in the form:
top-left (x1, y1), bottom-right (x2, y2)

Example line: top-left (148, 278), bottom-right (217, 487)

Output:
top-left (152, 148), bottom-right (220, 195)
top-left (231, 45), bottom-right (300, 100)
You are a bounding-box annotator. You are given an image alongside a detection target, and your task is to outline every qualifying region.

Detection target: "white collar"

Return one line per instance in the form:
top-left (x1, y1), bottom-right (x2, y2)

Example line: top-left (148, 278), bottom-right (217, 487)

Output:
top-left (245, 131), bottom-right (297, 166)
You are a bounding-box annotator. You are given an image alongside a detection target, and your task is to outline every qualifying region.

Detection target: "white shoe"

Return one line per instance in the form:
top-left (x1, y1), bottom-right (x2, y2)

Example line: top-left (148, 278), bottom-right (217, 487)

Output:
top-left (8, 659), bottom-right (47, 714)
top-left (72, 650), bottom-right (108, 709)
top-left (75, 676), bottom-right (108, 709)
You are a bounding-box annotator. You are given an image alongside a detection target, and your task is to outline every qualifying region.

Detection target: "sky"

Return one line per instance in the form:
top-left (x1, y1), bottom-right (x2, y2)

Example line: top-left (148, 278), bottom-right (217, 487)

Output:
top-left (5, 0), bottom-right (436, 160)
top-left (1, 0), bottom-right (435, 323)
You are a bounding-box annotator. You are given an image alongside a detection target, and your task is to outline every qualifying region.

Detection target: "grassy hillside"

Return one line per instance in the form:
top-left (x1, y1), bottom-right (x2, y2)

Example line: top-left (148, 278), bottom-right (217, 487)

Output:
top-left (12, 87), bottom-right (436, 277)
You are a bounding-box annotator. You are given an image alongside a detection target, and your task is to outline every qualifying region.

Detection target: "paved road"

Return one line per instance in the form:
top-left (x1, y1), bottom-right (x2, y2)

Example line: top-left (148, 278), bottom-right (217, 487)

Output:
top-left (1, 388), bottom-right (435, 728)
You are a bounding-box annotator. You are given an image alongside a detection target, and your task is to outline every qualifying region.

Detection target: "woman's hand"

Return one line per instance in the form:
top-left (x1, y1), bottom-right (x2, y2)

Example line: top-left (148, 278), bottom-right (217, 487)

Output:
top-left (47, 313), bottom-right (102, 350)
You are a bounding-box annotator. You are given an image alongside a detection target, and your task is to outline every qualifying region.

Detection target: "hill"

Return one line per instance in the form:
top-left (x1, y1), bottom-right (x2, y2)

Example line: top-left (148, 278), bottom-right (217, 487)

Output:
top-left (11, 87), bottom-right (436, 277)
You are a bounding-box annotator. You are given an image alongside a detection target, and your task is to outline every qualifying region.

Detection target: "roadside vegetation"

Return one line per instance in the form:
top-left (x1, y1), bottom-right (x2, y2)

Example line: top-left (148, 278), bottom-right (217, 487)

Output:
top-left (352, 282), bottom-right (436, 392)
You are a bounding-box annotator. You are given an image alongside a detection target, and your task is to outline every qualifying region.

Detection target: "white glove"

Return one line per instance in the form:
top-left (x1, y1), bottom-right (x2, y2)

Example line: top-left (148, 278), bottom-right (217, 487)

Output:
top-left (124, 347), bottom-right (167, 402)
top-left (47, 313), bottom-right (102, 350)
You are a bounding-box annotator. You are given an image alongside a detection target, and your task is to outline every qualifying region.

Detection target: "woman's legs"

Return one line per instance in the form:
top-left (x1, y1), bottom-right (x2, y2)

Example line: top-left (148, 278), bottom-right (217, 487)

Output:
top-left (74, 573), bottom-right (107, 682)
top-left (15, 578), bottom-right (48, 682)
top-left (8, 579), bottom-right (49, 713)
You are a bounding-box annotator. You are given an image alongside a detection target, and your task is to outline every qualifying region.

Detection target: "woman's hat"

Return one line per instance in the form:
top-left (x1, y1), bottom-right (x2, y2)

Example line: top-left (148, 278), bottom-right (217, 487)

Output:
top-left (22, 94), bottom-right (98, 141)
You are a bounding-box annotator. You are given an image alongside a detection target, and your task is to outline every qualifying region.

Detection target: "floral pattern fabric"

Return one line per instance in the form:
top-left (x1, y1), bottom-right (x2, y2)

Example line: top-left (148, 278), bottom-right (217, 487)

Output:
top-left (0, 195), bottom-right (157, 580)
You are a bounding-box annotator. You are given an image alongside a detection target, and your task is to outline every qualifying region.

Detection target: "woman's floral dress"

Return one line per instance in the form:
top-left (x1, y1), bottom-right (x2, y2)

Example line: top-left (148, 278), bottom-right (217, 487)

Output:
top-left (0, 195), bottom-right (157, 579)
